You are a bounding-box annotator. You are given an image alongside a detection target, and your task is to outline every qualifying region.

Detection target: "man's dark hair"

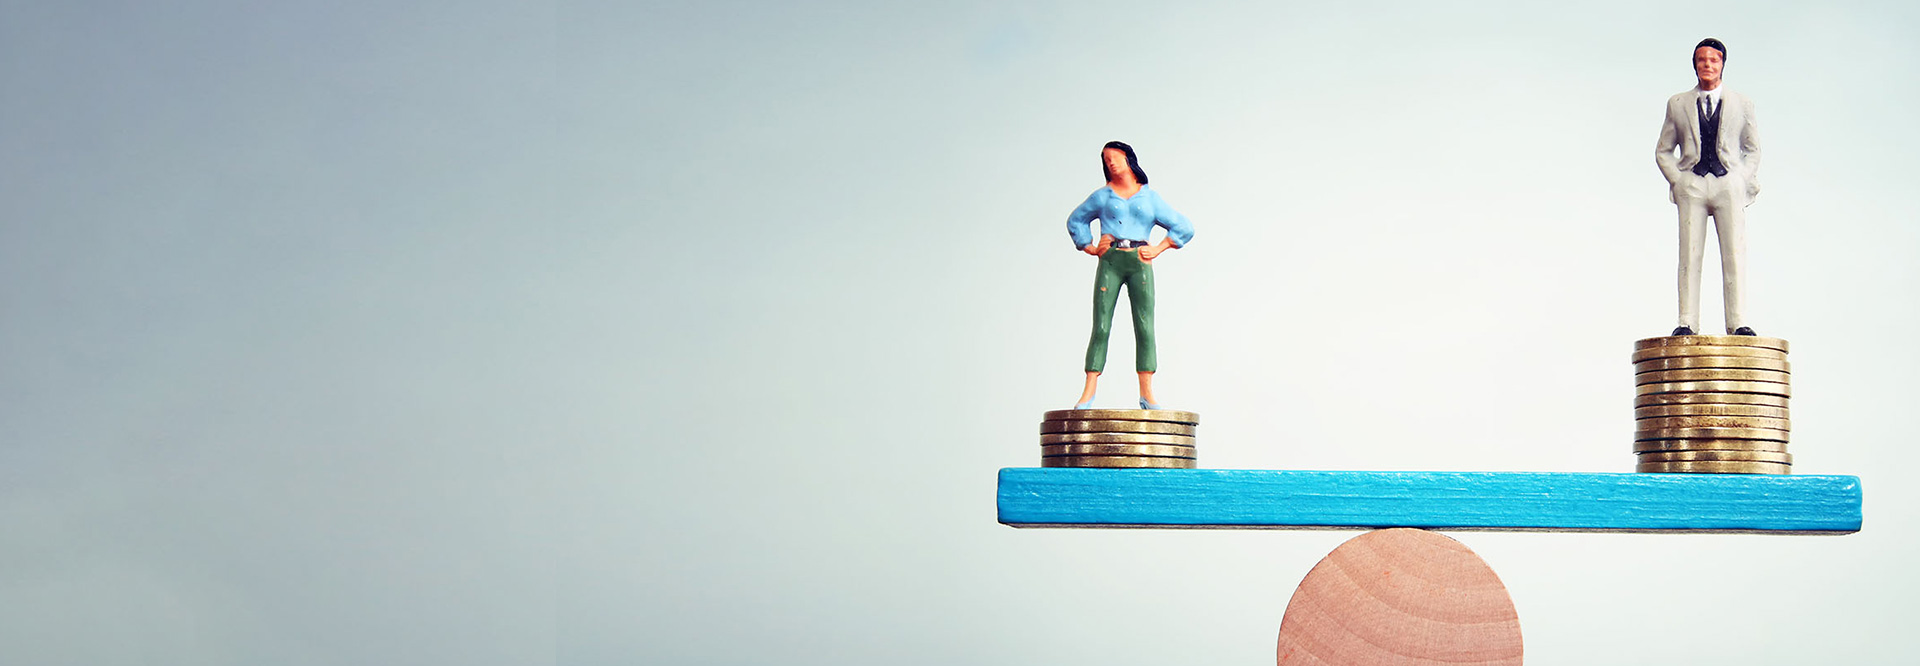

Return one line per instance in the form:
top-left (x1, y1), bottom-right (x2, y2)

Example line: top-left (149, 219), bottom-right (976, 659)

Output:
top-left (1695, 38), bottom-right (1727, 61)
top-left (1101, 141), bottom-right (1148, 185)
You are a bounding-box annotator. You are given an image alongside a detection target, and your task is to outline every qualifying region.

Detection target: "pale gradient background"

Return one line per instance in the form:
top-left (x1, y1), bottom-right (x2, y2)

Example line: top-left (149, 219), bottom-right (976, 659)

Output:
top-left (3, 1), bottom-right (1916, 664)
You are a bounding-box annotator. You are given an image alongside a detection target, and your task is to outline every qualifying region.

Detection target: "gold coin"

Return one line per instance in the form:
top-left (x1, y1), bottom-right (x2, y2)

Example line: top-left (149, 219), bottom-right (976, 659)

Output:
top-left (1634, 356), bottom-right (1791, 373)
top-left (1634, 438), bottom-right (1791, 452)
top-left (1638, 450), bottom-right (1794, 463)
top-left (1635, 368), bottom-right (1790, 385)
top-left (1636, 381), bottom-right (1791, 397)
top-left (1635, 415), bottom-right (1790, 430)
top-left (1634, 392), bottom-right (1790, 408)
top-left (1041, 443), bottom-right (1197, 457)
top-left (1631, 345), bottom-right (1787, 363)
top-left (1633, 335), bottom-right (1789, 352)
top-left (1040, 432), bottom-right (1196, 445)
top-left (1635, 460), bottom-right (1792, 474)
top-left (1634, 403), bottom-right (1790, 419)
top-left (1042, 408), bottom-right (1199, 424)
top-left (1635, 426), bottom-right (1789, 441)
top-left (1042, 455), bottom-right (1197, 469)
top-left (1040, 420), bottom-right (1197, 436)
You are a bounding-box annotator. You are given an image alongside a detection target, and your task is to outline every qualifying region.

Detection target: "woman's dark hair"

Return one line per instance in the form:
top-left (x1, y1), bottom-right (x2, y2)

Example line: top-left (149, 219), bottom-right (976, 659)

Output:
top-left (1101, 141), bottom-right (1148, 185)
top-left (1695, 37), bottom-right (1726, 61)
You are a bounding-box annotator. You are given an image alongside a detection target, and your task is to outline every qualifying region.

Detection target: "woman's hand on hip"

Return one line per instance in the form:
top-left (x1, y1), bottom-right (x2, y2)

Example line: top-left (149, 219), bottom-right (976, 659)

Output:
top-left (1138, 238), bottom-right (1173, 262)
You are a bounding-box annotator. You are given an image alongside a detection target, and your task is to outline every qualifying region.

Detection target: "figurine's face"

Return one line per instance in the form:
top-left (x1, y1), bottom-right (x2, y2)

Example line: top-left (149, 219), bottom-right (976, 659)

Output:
top-left (1103, 148), bottom-right (1131, 184)
top-left (1693, 46), bottom-right (1724, 87)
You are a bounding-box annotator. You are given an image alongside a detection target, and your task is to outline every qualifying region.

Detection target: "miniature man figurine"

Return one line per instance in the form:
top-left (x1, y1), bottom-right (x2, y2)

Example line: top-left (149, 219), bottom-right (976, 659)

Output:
top-left (1655, 37), bottom-right (1762, 336)
top-left (1066, 141), bottom-right (1194, 410)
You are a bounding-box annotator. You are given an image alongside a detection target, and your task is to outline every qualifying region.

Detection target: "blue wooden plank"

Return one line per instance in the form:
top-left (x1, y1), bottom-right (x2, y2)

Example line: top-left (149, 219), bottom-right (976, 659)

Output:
top-left (997, 468), bottom-right (1862, 533)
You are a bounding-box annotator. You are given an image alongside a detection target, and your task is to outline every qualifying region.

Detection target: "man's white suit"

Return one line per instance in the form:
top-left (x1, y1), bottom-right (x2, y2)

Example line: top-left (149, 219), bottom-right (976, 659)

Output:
top-left (1655, 87), bottom-right (1762, 333)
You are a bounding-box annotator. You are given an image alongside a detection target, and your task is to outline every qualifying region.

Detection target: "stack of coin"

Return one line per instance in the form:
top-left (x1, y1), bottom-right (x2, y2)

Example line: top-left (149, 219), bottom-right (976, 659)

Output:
top-left (1039, 409), bottom-right (1200, 468)
top-left (1632, 335), bottom-right (1792, 474)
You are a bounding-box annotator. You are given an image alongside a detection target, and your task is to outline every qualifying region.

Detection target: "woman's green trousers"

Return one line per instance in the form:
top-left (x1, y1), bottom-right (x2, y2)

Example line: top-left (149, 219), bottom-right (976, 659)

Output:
top-left (1083, 249), bottom-right (1155, 373)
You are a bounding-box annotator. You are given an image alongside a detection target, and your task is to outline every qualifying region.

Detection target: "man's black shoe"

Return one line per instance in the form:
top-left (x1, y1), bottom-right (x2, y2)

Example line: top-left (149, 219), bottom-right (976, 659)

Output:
top-left (1671, 326), bottom-right (1695, 336)
top-left (1733, 327), bottom-right (1757, 336)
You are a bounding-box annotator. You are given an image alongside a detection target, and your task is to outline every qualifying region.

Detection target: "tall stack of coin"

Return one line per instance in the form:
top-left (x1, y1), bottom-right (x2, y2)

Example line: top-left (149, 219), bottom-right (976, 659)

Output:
top-left (1632, 335), bottom-right (1792, 474)
top-left (1039, 409), bottom-right (1199, 468)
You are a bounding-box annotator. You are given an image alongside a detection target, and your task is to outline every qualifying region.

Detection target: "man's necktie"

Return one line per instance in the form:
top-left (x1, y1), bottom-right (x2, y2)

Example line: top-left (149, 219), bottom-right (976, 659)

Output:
top-left (1692, 96), bottom-right (1729, 178)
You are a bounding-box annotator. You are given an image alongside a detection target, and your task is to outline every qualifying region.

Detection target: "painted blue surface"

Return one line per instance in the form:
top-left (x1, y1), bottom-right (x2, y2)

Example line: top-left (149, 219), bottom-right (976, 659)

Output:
top-left (997, 468), bottom-right (1862, 533)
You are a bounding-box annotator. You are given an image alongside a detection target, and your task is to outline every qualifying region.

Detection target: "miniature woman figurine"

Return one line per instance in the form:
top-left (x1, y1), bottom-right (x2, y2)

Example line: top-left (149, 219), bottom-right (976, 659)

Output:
top-left (1066, 141), bottom-right (1194, 409)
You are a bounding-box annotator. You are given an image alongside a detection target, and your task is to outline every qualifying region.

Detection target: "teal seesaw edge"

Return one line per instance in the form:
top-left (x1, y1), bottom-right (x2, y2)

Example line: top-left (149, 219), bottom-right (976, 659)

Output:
top-left (997, 468), bottom-right (1862, 534)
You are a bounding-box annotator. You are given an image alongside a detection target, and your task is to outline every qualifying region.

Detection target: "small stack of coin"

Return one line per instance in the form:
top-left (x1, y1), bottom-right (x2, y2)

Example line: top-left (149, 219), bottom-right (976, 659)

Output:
top-left (1039, 409), bottom-right (1199, 468)
top-left (1632, 335), bottom-right (1792, 474)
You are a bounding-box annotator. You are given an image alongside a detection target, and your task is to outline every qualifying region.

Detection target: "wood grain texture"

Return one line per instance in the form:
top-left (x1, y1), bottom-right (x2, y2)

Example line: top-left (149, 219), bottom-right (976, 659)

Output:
top-left (1276, 529), bottom-right (1521, 665)
top-left (996, 468), bottom-right (1862, 533)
